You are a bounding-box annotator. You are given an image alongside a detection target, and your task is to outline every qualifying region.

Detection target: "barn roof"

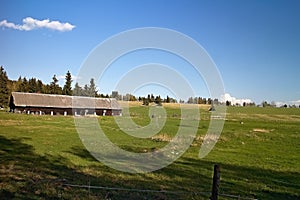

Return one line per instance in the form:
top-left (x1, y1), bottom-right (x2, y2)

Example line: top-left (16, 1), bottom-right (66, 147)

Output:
top-left (11, 92), bottom-right (121, 110)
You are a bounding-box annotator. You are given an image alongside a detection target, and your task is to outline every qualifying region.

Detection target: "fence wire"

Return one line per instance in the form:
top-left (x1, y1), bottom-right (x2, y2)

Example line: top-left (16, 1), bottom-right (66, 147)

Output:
top-left (61, 182), bottom-right (258, 200)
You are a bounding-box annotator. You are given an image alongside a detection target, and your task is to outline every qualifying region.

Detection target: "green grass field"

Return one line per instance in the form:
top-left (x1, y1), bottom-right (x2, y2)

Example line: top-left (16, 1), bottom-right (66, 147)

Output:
top-left (0, 104), bottom-right (299, 199)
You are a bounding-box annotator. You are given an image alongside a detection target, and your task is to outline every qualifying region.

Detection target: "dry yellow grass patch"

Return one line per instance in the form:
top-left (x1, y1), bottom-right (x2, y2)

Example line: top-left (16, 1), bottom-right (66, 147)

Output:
top-left (151, 133), bottom-right (173, 142)
top-left (118, 101), bottom-right (211, 109)
top-left (252, 128), bottom-right (273, 133)
top-left (117, 101), bottom-right (143, 107)
top-left (0, 119), bottom-right (23, 126)
top-left (163, 103), bottom-right (211, 109)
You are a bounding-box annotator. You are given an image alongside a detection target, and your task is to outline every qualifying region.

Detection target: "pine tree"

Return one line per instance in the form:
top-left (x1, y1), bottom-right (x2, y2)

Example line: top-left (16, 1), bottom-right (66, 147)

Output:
top-left (187, 97), bottom-right (193, 104)
top-left (19, 77), bottom-right (29, 92)
top-left (43, 84), bottom-right (51, 94)
top-left (0, 66), bottom-right (9, 107)
top-left (207, 98), bottom-right (212, 105)
top-left (62, 71), bottom-right (72, 95)
top-left (83, 84), bottom-right (89, 96)
top-left (166, 95), bottom-right (170, 103)
top-left (73, 82), bottom-right (82, 96)
top-left (150, 94), bottom-right (154, 102)
top-left (16, 76), bottom-right (23, 92)
top-left (226, 100), bottom-right (231, 106)
top-left (28, 78), bottom-right (37, 93)
top-left (36, 80), bottom-right (43, 93)
top-left (155, 95), bottom-right (162, 106)
top-left (50, 75), bottom-right (62, 94)
top-left (142, 97), bottom-right (149, 106)
top-left (88, 78), bottom-right (97, 97)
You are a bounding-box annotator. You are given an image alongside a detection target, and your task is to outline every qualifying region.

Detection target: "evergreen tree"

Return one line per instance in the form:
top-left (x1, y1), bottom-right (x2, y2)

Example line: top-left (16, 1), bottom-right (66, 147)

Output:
top-left (28, 78), bottom-right (37, 93)
top-left (83, 84), bottom-right (89, 96)
top-left (150, 94), bottom-right (155, 102)
top-left (16, 76), bottom-right (23, 92)
top-left (187, 97), bottom-right (193, 104)
top-left (49, 75), bottom-right (62, 94)
top-left (155, 95), bottom-right (162, 106)
top-left (197, 97), bottom-right (203, 104)
top-left (43, 84), bottom-right (51, 94)
top-left (226, 100), bottom-right (231, 106)
top-left (88, 78), bottom-right (97, 97)
top-left (62, 71), bottom-right (72, 95)
top-left (6, 79), bottom-right (17, 94)
top-left (262, 101), bottom-right (270, 107)
top-left (0, 66), bottom-right (9, 107)
top-left (166, 95), bottom-right (170, 103)
top-left (19, 77), bottom-right (29, 92)
top-left (129, 94), bottom-right (136, 101)
top-left (73, 82), bottom-right (82, 96)
top-left (36, 79), bottom-right (43, 93)
top-left (207, 98), bottom-right (212, 105)
top-left (142, 97), bottom-right (149, 106)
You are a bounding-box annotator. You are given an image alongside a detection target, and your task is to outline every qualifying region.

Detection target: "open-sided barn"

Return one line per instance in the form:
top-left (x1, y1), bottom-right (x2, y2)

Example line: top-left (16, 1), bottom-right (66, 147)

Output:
top-left (9, 92), bottom-right (122, 116)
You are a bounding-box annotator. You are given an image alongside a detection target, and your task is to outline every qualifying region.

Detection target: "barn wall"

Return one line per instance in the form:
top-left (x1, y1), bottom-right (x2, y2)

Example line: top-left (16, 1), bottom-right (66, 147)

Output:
top-left (14, 106), bottom-right (122, 116)
top-left (15, 107), bottom-right (73, 115)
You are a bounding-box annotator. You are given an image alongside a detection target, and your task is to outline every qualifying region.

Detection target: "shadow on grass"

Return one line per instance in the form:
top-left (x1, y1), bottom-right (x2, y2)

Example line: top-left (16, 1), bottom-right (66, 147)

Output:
top-left (1, 135), bottom-right (299, 199)
top-left (67, 146), bottom-right (300, 200)
top-left (0, 135), bottom-right (210, 199)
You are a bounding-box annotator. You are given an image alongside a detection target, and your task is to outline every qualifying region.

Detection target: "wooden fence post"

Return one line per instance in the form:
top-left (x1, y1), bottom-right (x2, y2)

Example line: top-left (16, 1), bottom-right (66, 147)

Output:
top-left (210, 164), bottom-right (220, 200)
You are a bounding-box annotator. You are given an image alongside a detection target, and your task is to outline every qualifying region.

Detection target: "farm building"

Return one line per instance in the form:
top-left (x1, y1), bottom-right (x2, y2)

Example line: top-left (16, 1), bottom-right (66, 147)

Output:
top-left (9, 92), bottom-right (122, 116)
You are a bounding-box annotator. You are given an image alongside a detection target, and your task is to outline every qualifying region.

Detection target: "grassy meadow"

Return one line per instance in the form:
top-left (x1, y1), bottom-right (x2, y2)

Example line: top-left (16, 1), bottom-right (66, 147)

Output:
top-left (0, 103), bottom-right (299, 199)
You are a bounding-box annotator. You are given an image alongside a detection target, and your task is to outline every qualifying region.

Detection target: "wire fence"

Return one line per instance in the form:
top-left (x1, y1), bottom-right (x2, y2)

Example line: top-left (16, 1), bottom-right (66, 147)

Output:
top-left (47, 164), bottom-right (300, 200)
top-left (60, 181), bottom-right (258, 200)
top-left (45, 164), bottom-right (259, 200)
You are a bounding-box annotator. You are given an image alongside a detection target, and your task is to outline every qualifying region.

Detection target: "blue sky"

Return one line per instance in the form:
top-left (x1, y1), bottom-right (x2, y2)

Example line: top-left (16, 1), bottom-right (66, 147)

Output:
top-left (1, 0), bottom-right (300, 105)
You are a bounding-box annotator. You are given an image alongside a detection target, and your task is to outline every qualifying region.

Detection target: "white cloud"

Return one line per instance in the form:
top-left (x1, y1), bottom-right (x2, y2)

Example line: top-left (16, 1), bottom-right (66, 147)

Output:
top-left (220, 93), bottom-right (253, 106)
top-left (57, 75), bottom-right (80, 81)
top-left (290, 100), bottom-right (300, 105)
top-left (276, 100), bottom-right (300, 107)
top-left (0, 17), bottom-right (75, 32)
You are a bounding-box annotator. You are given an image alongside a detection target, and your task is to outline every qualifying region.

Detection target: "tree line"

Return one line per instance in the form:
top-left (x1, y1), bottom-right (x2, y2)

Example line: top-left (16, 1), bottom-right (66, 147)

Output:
top-left (111, 91), bottom-right (177, 106)
top-left (10, 72), bottom-right (98, 97)
top-left (0, 66), bottom-right (102, 107)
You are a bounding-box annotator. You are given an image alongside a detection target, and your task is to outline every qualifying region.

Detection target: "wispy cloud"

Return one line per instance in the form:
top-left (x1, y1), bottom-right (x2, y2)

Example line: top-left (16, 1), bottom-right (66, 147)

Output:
top-left (0, 17), bottom-right (75, 32)
top-left (220, 93), bottom-right (253, 105)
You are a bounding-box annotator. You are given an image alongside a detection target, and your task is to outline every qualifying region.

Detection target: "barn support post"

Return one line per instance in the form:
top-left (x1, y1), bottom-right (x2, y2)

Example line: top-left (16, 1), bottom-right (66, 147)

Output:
top-left (210, 164), bottom-right (220, 200)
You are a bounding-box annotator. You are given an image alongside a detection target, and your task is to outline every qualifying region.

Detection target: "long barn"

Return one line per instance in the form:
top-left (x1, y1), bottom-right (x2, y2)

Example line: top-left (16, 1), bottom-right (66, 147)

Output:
top-left (9, 92), bottom-right (122, 116)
